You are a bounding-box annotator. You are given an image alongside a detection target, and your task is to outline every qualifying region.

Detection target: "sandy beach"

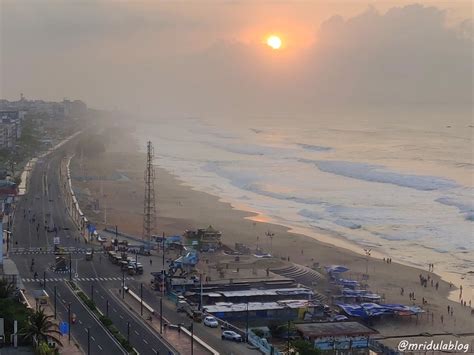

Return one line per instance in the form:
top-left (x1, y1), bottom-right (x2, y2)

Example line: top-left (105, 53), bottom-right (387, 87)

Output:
top-left (71, 126), bottom-right (474, 345)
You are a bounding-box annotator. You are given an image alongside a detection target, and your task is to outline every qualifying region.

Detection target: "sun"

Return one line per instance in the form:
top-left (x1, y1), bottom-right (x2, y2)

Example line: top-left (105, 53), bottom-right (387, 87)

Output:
top-left (266, 35), bottom-right (282, 50)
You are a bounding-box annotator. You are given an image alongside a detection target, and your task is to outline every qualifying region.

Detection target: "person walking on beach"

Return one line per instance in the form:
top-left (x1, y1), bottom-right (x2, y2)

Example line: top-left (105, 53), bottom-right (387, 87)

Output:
top-left (447, 305), bottom-right (450, 313)
top-left (440, 315), bottom-right (444, 324)
top-left (435, 281), bottom-right (439, 290)
top-left (150, 259), bottom-right (153, 266)
top-left (401, 287), bottom-right (404, 296)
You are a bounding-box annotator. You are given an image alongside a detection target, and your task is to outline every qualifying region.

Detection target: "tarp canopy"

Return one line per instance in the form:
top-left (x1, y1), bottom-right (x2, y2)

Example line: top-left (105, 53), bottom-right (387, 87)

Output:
top-left (341, 289), bottom-right (381, 300)
top-left (325, 265), bottom-right (350, 274)
top-left (337, 279), bottom-right (360, 288)
top-left (337, 303), bottom-right (424, 318)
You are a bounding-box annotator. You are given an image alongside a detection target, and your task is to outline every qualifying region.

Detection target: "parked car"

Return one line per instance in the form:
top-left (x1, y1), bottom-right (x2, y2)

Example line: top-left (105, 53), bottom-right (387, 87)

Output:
top-left (203, 316), bottom-right (219, 328)
top-left (221, 330), bottom-right (242, 342)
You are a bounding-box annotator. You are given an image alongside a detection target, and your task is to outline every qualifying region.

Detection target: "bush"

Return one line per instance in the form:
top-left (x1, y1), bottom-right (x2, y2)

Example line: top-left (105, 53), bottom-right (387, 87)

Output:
top-left (77, 291), bottom-right (96, 311)
top-left (251, 328), bottom-right (265, 338)
top-left (99, 316), bottom-right (113, 327)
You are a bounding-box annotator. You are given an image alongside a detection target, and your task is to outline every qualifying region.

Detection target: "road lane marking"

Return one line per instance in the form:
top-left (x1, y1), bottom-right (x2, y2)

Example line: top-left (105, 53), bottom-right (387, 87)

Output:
top-left (134, 330), bottom-right (139, 335)
top-left (152, 348), bottom-right (157, 353)
top-left (91, 336), bottom-right (96, 341)
top-left (100, 295), bottom-right (104, 300)
top-left (113, 308), bottom-right (117, 312)
top-left (79, 320), bottom-right (83, 325)
top-left (143, 339), bottom-right (148, 345)
top-left (119, 315), bottom-right (123, 320)
top-left (98, 345), bottom-right (103, 351)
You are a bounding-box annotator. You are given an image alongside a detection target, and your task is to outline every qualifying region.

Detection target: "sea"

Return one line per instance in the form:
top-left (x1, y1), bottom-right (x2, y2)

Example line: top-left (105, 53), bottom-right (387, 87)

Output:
top-left (135, 108), bottom-right (473, 299)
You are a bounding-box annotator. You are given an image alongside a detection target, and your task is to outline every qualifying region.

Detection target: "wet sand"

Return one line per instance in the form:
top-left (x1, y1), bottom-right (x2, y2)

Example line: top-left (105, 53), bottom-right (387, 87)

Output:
top-left (70, 127), bottom-right (474, 341)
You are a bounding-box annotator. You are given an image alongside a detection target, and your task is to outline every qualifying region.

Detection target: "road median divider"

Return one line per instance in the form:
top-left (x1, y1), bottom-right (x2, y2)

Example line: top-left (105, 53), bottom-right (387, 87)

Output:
top-left (66, 280), bottom-right (138, 354)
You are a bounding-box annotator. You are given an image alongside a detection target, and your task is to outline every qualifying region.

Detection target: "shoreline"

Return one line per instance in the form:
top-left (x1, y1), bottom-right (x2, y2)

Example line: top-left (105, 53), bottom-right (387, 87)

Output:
top-left (71, 126), bottom-right (474, 337)
top-left (147, 159), bottom-right (471, 303)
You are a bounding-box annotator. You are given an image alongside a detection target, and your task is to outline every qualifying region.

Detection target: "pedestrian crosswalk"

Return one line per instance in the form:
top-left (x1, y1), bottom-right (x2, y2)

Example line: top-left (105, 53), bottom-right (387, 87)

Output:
top-left (11, 247), bottom-right (105, 255)
top-left (21, 276), bottom-right (135, 283)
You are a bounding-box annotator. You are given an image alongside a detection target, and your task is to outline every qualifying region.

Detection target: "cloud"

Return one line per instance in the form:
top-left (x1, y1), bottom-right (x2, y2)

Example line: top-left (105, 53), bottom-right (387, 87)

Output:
top-left (0, 3), bottom-right (471, 114)
top-left (303, 4), bottom-right (473, 107)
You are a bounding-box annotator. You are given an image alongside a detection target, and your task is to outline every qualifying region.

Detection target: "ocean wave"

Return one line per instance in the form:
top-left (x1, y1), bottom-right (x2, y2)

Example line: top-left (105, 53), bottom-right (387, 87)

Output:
top-left (205, 141), bottom-right (295, 157)
top-left (334, 219), bottom-right (362, 229)
top-left (297, 144), bottom-right (332, 152)
top-left (435, 196), bottom-right (474, 221)
top-left (301, 159), bottom-right (458, 191)
top-left (203, 162), bottom-right (325, 205)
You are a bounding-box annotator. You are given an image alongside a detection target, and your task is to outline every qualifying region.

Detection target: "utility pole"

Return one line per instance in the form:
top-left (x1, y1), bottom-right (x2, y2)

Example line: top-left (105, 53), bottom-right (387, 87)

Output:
top-left (143, 141), bottom-right (156, 242)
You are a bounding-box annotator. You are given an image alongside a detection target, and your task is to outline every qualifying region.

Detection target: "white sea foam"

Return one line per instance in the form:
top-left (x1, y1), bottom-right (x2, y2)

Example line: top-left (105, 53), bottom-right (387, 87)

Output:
top-left (136, 114), bottom-right (474, 291)
top-left (302, 160), bottom-right (459, 191)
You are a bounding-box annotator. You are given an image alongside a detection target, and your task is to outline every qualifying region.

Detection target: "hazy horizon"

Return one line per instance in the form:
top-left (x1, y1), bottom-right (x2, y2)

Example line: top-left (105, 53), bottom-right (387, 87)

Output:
top-left (1, 0), bottom-right (472, 116)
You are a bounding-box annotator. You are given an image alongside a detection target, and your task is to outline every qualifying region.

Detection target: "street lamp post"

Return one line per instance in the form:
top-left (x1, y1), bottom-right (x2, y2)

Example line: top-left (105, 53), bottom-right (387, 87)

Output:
top-left (122, 270), bottom-right (125, 299)
top-left (160, 297), bottom-right (163, 334)
top-left (287, 320), bottom-right (290, 352)
top-left (87, 327), bottom-right (90, 355)
top-left (140, 283), bottom-right (143, 316)
top-left (246, 302), bottom-right (249, 343)
top-left (69, 253), bottom-right (72, 281)
top-left (364, 248), bottom-right (371, 279)
top-left (190, 322), bottom-right (194, 355)
top-left (54, 286), bottom-right (57, 319)
top-left (199, 273), bottom-right (203, 311)
top-left (68, 303), bottom-right (71, 342)
top-left (127, 322), bottom-right (130, 343)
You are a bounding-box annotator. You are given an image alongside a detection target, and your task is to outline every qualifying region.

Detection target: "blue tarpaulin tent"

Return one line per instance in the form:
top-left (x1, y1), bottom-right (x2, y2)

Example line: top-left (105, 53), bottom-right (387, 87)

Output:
top-left (337, 303), bottom-right (424, 319)
top-left (325, 265), bottom-right (350, 274)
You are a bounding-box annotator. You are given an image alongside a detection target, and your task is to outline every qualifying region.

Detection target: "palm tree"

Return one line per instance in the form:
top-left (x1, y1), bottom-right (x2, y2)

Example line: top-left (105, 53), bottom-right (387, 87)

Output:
top-left (0, 278), bottom-right (15, 298)
top-left (21, 307), bottom-right (63, 347)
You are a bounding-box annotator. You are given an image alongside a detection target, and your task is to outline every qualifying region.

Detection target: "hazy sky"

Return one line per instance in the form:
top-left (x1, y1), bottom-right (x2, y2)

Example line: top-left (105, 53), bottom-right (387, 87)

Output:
top-left (0, 1), bottom-right (472, 115)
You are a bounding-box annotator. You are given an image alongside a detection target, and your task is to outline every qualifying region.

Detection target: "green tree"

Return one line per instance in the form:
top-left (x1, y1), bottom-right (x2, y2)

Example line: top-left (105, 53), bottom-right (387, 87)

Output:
top-left (291, 339), bottom-right (322, 355)
top-left (20, 307), bottom-right (63, 347)
top-left (0, 279), bottom-right (15, 298)
top-left (36, 341), bottom-right (57, 355)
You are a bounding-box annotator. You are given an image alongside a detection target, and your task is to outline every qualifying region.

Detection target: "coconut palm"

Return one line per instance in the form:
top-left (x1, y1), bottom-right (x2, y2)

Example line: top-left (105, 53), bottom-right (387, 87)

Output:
top-left (21, 307), bottom-right (63, 347)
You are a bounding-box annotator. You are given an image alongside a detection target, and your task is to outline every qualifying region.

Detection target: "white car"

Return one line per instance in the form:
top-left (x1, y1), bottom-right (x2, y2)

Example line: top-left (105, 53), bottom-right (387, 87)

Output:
top-left (203, 316), bottom-right (219, 328)
top-left (221, 330), bottom-right (242, 342)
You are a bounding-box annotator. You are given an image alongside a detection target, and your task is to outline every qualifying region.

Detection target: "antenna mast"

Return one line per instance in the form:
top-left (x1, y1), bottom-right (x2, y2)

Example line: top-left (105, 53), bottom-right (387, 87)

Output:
top-left (143, 141), bottom-right (156, 241)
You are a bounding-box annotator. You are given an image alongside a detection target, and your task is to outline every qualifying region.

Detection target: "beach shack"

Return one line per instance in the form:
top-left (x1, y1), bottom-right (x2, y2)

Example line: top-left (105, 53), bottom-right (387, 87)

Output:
top-left (295, 321), bottom-right (378, 353)
top-left (184, 225), bottom-right (222, 250)
top-left (33, 289), bottom-right (49, 307)
top-left (203, 299), bottom-right (321, 321)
